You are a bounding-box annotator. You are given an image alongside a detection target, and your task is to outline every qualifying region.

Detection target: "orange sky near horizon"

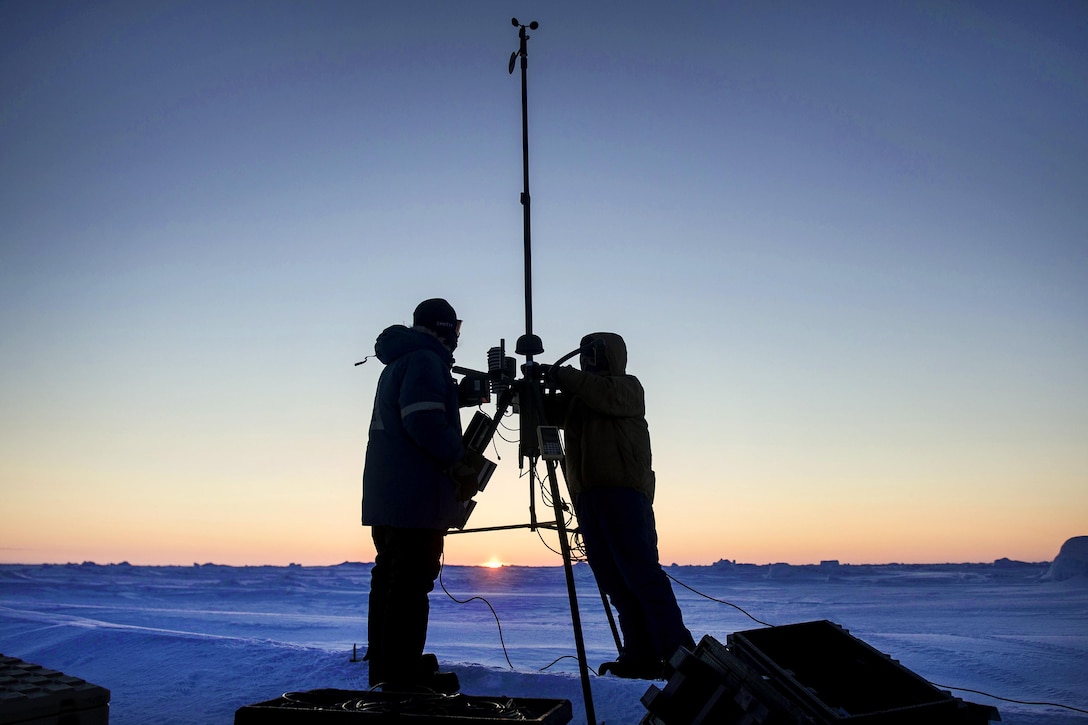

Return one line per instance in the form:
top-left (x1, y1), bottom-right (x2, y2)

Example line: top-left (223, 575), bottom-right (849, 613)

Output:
top-left (2, 465), bottom-right (1079, 568)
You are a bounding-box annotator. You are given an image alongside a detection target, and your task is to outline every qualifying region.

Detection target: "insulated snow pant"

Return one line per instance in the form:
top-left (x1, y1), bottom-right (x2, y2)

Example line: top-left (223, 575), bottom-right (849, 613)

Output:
top-left (574, 486), bottom-right (694, 663)
top-left (366, 526), bottom-right (444, 686)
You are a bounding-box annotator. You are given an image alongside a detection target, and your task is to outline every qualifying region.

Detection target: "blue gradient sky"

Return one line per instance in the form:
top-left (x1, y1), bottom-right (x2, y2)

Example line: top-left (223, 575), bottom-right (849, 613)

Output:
top-left (2, 1), bottom-right (1085, 566)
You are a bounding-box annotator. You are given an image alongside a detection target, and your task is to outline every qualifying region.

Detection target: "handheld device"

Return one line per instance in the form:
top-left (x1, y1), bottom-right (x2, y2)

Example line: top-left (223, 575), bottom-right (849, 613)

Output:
top-left (537, 426), bottom-right (564, 461)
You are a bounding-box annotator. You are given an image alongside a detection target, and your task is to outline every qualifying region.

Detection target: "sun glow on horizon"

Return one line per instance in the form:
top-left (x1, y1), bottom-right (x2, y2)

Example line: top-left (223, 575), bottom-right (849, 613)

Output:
top-left (482, 557), bottom-right (505, 569)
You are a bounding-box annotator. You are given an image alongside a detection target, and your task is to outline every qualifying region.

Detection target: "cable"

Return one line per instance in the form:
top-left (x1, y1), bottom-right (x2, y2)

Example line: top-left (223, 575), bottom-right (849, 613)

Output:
top-left (568, 529), bottom-right (588, 562)
top-left (283, 690), bottom-right (529, 719)
top-left (540, 654), bottom-right (599, 676)
top-left (534, 527), bottom-right (565, 558)
top-left (438, 554), bottom-right (514, 669)
top-left (931, 683), bottom-right (1088, 715)
top-left (664, 571), bottom-right (774, 628)
top-left (493, 421), bottom-right (518, 446)
top-left (532, 463), bottom-right (574, 528)
top-left (530, 525), bottom-right (585, 562)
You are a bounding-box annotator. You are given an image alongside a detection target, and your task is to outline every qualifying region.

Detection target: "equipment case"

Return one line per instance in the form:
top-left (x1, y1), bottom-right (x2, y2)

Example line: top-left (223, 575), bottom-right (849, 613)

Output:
top-left (641, 621), bottom-right (999, 724)
top-left (0, 655), bottom-right (110, 725)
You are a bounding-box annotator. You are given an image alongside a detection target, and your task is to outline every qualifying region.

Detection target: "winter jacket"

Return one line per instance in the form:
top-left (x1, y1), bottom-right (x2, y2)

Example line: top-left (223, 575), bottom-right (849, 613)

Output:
top-left (361, 325), bottom-right (465, 530)
top-left (550, 332), bottom-right (656, 502)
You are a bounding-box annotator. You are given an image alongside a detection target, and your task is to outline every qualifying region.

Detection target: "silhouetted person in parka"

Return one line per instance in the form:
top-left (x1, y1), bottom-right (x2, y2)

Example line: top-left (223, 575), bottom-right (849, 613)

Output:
top-left (361, 298), bottom-right (466, 694)
top-left (547, 332), bottom-right (695, 679)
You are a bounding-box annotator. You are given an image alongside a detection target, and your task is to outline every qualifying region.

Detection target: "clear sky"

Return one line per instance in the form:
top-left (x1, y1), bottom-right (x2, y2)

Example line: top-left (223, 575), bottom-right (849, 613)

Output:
top-left (2, 1), bottom-right (1085, 567)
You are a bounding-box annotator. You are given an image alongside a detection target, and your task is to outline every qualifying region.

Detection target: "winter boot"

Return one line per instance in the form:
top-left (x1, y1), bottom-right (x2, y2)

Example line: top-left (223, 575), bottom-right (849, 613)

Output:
top-left (599, 658), bottom-right (666, 680)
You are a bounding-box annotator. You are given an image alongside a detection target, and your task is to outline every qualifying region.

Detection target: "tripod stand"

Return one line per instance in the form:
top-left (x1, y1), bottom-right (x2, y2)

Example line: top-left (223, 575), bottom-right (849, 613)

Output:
top-left (445, 19), bottom-right (601, 725)
top-left (452, 348), bottom-right (600, 725)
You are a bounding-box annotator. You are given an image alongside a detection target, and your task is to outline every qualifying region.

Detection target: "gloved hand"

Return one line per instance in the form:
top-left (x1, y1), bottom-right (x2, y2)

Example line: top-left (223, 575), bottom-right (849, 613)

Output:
top-left (551, 365), bottom-right (583, 392)
top-left (458, 374), bottom-right (490, 407)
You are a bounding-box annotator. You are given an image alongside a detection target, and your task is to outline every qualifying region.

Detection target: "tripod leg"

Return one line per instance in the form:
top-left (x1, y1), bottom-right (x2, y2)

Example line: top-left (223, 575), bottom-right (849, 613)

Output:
top-left (597, 581), bottom-right (623, 656)
top-left (543, 458), bottom-right (597, 725)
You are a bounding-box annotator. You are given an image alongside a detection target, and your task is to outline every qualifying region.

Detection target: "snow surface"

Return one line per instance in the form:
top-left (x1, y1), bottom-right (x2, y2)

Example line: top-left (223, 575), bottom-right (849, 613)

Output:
top-left (1, 560), bottom-right (1086, 724)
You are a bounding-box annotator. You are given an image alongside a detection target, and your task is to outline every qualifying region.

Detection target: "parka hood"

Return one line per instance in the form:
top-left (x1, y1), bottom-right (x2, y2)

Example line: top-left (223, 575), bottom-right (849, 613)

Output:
top-left (374, 324), bottom-right (453, 366)
top-left (579, 332), bottom-right (627, 376)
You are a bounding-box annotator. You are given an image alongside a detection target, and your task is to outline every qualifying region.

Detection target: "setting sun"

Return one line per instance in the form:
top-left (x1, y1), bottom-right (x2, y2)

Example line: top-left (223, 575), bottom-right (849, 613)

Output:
top-left (482, 557), bottom-right (505, 569)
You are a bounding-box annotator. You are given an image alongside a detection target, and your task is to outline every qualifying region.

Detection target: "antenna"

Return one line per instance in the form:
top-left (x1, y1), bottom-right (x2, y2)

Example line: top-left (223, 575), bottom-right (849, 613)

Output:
top-left (510, 18), bottom-right (543, 362)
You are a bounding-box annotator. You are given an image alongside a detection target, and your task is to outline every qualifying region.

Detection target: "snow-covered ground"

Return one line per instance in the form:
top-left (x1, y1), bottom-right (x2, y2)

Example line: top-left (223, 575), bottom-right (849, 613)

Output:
top-left (1, 560), bottom-right (1086, 724)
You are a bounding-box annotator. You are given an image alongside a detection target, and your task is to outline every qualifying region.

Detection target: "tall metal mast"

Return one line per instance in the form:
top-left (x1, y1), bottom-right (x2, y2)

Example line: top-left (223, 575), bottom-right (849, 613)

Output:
top-left (508, 18), bottom-right (597, 725)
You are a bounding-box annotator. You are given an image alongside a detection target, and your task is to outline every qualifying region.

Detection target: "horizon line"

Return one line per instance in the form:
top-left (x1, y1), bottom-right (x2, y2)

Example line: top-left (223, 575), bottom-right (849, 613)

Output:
top-left (0, 557), bottom-right (1053, 569)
